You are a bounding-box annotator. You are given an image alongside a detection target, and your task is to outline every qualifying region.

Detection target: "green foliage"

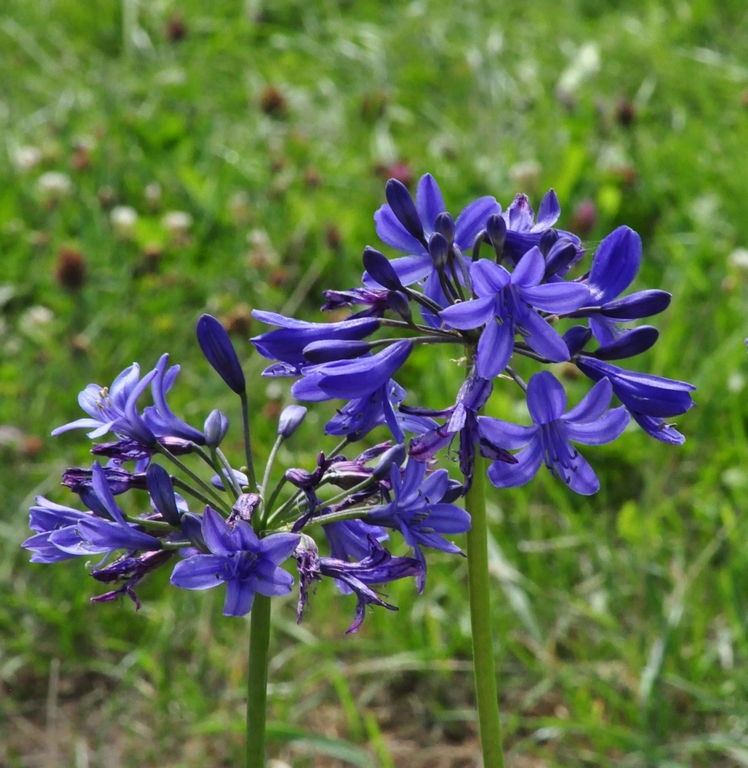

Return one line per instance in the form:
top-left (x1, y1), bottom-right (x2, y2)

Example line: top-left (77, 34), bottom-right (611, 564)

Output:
top-left (2, 0), bottom-right (748, 765)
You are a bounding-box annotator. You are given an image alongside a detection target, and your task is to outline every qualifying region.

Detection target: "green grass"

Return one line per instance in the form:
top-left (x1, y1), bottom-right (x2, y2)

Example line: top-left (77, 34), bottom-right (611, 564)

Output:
top-left (2, 0), bottom-right (748, 765)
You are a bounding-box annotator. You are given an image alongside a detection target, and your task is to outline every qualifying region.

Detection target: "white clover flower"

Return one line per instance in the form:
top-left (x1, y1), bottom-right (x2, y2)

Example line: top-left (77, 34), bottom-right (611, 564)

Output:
top-left (110, 205), bottom-right (138, 236)
top-left (37, 171), bottom-right (72, 199)
top-left (12, 146), bottom-right (42, 172)
top-left (162, 210), bottom-right (192, 233)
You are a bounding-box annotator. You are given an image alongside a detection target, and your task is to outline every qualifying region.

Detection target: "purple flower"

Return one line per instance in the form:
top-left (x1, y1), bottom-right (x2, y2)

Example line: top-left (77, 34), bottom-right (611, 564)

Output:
top-left (291, 341), bottom-right (413, 402)
top-left (170, 507), bottom-right (299, 617)
top-left (52, 363), bottom-right (157, 446)
top-left (366, 461), bottom-right (471, 592)
top-left (196, 314), bottom-right (246, 394)
top-left (295, 535), bottom-right (424, 633)
top-left (369, 173), bottom-right (501, 286)
top-left (575, 356), bottom-right (695, 445)
top-left (500, 191), bottom-right (583, 267)
top-left (62, 466), bottom-right (147, 496)
top-left (142, 354), bottom-right (205, 444)
top-left (479, 372), bottom-right (630, 495)
top-left (251, 311), bottom-right (380, 375)
top-left (439, 250), bottom-right (590, 378)
top-left (577, 227), bottom-right (671, 346)
top-left (91, 549), bottom-right (174, 609)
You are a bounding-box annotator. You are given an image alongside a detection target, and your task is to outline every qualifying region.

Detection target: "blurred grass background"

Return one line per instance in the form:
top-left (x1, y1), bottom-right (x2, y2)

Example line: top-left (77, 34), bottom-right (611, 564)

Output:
top-left (2, 0), bottom-right (748, 765)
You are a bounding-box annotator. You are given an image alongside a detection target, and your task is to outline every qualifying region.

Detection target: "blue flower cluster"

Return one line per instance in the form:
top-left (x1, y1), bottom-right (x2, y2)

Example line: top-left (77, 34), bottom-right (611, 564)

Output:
top-left (23, 174), bottom-right (694, 631)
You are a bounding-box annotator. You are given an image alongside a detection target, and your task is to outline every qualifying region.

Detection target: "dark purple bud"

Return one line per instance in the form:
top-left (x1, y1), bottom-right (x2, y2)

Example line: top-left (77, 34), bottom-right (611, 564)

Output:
top-left (594, 326), bottom-right (659, 360)
top-left (285, 467), bottom-right (315, 489)
top-left (362, 247), bottom-right (403, 291)
top-left (91, 549), bottom-right (173, 584)
top-left (181, 512), bottom-right (207, 552)
top-left (387, 290), bottom-right (412, 323)
top-left (372, 444), bottom-right (406, 479)
top-left (442, 479), bottom-right (464, 504)
top-left (538, 229), bottom-right (559, 257)
top-left (230, 493), bottom-right (261, 523)
top-left (62, 466), bottom-right (147, 496)
top-left (486, 214), bottom-right (506, 255)
top-left (196, 314), bottom-right (246, 394)
top-left (146, 464), bottom-right (181, 526)
top-left (544, 239), bottom-right (579, 279)
top-left (428, 232), bottom-right (449, 270)
top-left (303, 339), bottom-right (371, 364)
top-left (434, 212), bottom-right (455, 245)
top-left (385, 178), bottom-right (424, 241)
top-left (564, 325), bottom-right (593, 357)
top-left (599, 290), bottom-right (671, 320)
top-left (204, 409), bottom-right (229, 447)
top-left (278, 404), bottom-right (307, 438)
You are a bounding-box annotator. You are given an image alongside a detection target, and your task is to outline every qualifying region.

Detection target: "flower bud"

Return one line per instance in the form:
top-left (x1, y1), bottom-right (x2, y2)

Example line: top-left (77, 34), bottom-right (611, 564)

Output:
top-left (387, 290), bottom-right (412, 323)
top-left (204, 409), bottom-right (229, 447)
top-left (428, 232), bottom-right (449, 270)
top-left (146, 464), bottom-right (181, 526)
top-left (277, 404), bottom-right (307, 438)
top-left (486, 214), bottom-right (506, 256)
top-left (434, 212), bottom-right (455, 245)
top-left (196, 314), bottom-right (246, 394)
top-left (385, 179), bottom-right (424, 241)
top-left (372, 443), bottom-right (407, 480)
top-left (362, 247), bottom-right (403, 291)
top-left (181, 512), bottom-right (207, 551)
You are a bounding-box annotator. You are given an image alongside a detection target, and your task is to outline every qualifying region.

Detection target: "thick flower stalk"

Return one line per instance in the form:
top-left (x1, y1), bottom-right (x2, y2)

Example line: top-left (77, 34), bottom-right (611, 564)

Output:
top-left (23, 173), bottom-right (694, 768)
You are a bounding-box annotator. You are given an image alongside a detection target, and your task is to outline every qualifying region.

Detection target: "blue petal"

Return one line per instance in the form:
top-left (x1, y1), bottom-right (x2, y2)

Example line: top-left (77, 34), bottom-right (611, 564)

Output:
top-left (476, 316), bottom-right (514, 379)
top-left (518, 308), bottom-right (570, 363)
top-left (439, 296), bottom-right (495, 330)
top-left (588, 226), bottom-right (642, 305)
top-left (258, 532), bottom-right (301, 565)
top-left (202, 506), bottom-right (234, 555)
top-left (478, 416), bottom-right (536, 450)
top-left (504, 194), bottom-right (535, 232)
top-left (564, 452), bottom-right (600, 495)
top-left (424, 503), bottom-right (471, 534)
top-left (511, 246), bottom-right (545, 287)
top-left (534, 189), bottom-right (561, 230)
top-left (454, 197), bottom-right (502, 251)
top-left (223, 578), bottom-right (255, 616)
top-left (600, 289), bottom-right (671, 320)
top-left (385, 179), bottom-right (424, 241)
top-left (362, 247), bottom-right (403, 291)
top-left (487, 439), bottom-right (543, 488)
top-left (564, 378), bottom-right (613, 423)
top-left (470, 259), bottom-right (511, 297)
top-left (520, 281), bottom-right (590, 314)
top-left (170, 554), bottom-right (227, 589)
top-left (630, 412), bottom-right (686, 445)
top-left (594, 326), bottom-right (659, 360)
top-left (415, 174), bottom-right (446, 231)
top-left (526, 372), bottom-right (567, 425)
top-left (374, 206), bottom-right (426, 255)
top-left (563, 406), bottom-right (629, 445)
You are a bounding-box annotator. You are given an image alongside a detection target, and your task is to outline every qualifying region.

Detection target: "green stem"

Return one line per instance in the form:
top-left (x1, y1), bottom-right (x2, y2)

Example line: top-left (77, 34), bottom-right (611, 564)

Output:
top-left (465, 454), bottom-right (504, 767)
top-left (246, 594), bottom-right (272, 768)
top-left (171, 476), bottom-right (224, 512)
top-left (240, 392), bottom-right (259, 492)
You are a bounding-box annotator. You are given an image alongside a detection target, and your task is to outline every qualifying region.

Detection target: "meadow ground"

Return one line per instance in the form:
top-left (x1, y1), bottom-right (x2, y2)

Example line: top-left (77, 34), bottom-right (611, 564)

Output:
top-left (2, 1), bottom-right (748, 766)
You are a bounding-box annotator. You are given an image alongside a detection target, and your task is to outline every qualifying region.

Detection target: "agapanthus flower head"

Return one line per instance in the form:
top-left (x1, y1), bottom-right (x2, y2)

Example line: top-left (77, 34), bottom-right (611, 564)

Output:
top-left (170, 507), bottom-right (299, 617)
top-left (479, 372), bottom-right (629, 495)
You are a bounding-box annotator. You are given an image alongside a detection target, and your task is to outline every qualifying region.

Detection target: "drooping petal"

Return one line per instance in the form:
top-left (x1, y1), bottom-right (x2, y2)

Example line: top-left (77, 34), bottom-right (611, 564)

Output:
top-left (415, 173), bottom-right (446, 231)
top-left (478, 416), bottom-right (536, 450)
top-left (563, 406), bottom-right (630, 445)
top-left (454, 196), bottom-right (502, 251)
top-left (170, 554), bottom-right (227, 589)
top-left (518, 308), bottom-right (570, 363)
top-left (526, 371), bottom-right (567, 425)
top-left (476, 316), bottom-right (515, 379)
top-left (486, 439), bottom-right (543, 488)
top-left (223, 578), bottom-right (255, 617)
top-left (588, 226), bottom-right (642, 305)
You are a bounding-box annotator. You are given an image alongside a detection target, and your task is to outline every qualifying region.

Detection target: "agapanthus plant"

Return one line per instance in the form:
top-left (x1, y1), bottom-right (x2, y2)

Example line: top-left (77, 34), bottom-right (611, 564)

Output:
top-left (24, 173), bottom-right (694, 768)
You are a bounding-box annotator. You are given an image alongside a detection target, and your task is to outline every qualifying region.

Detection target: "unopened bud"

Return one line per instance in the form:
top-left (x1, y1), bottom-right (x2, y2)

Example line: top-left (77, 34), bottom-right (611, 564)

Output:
top-left (486, 215), bottom-right (507, 257)
top-left (362, 247), bottom-right (403, 291)
top-left (277, 405), bottom-right (307, 438)
top-left (181, 512), bottom-right (207, 551)
top-left (385, 179), bottom-right (424, 241)
top-left (204, 409), bottom-right (229, 447)
top-left (372, 443), bottom-right (407, 480)
top-left (146, 464), bottom-right (181, 526)
top-left (428, 232), bottom-right (449, 270)
top-left (434, 212), bottom-right (455, 245)
top-left (196, 314), bottom-right (246, 394)
top-left (387, 290), bottom-right (412, 323)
